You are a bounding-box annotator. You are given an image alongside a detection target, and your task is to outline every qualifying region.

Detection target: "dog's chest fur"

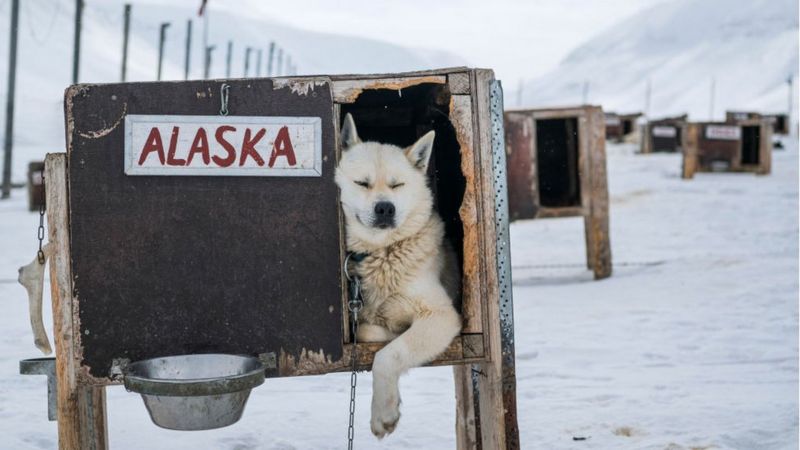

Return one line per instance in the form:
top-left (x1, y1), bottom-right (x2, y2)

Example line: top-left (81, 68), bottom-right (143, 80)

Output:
top-left (355, 216), bottom-right (448, 333)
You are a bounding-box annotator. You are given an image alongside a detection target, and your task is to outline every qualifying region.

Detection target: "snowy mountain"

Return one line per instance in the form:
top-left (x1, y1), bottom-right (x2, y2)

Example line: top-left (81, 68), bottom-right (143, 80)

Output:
top-left (515, 0), bottom-right (799, 121)
top-left (0, 0), bottom-right (465, 183)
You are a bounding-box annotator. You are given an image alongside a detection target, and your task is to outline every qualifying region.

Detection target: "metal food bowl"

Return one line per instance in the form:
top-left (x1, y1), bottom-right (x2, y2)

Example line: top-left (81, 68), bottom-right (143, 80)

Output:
top-left (123, 354), bottom-right (265, 431)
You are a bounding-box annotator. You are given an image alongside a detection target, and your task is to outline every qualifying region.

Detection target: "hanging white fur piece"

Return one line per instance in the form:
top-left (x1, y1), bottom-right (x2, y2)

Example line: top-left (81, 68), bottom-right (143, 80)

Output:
top-left (18, 243), bottom-right (53, 355)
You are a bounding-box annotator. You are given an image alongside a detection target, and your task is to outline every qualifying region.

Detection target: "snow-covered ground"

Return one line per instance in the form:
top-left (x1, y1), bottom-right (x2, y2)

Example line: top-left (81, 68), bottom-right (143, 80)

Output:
top-left (1, 136), bottom-right (796, 449)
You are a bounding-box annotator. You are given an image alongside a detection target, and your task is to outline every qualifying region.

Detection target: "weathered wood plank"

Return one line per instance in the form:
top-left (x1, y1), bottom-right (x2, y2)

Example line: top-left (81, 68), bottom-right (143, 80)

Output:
top-left (472, 69), bottom-right (517, 450)
top-left (448, 72), bottom-right (471, 95)
top-left (682, 123), bottom-right (699, 179)
top-left (46, 152), bottom-right (108, 450)
top-left (332, 75), bottom-right (446, 103)
top-left (276, 336), bottom-right (479, 376)
top-left (454, 365), bottom-right (478, 450)
top-left (450, 95), bottom-right (482, 335)
top-left (584, 107), bottom-right (612, 280)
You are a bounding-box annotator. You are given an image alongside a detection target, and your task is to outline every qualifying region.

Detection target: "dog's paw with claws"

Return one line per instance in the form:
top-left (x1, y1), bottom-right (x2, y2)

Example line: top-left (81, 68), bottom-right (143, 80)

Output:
top-left (370, 393), bottom-right (401, 439)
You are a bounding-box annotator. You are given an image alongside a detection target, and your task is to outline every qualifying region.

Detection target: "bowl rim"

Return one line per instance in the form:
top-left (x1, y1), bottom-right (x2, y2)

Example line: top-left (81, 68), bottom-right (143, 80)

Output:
top-left (123, 353), bottom-right (265, 397)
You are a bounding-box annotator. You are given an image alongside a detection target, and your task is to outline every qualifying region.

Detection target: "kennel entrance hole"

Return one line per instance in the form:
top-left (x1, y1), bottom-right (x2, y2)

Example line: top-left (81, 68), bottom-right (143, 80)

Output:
top-left (536, 117), bottom-right (581, 208)
top-left (741, 125), bottom-right (760, 165)
top-left (340, 82), bottom-right (466, 310)
top-left (622, 118), bottom-right (633, 135)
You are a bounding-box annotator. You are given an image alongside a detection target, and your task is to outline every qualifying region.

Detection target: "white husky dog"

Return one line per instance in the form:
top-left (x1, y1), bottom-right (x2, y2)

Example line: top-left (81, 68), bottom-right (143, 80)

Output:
top-left (335, 113), bottom-right (462, 438)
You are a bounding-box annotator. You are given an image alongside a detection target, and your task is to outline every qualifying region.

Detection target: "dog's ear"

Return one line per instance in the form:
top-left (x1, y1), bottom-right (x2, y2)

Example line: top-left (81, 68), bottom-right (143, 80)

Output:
top-left (405, 131), bottom-right (435, 172)
top-left (340, 113), bottom-right (361, 150)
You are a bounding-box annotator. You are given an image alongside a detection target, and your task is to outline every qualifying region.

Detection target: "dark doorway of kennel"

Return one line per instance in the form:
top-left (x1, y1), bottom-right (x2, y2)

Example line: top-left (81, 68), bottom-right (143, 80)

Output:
top-left (535, 117), bottom-right (581, 208)
top-left (622, 118), bottom-right (634, 135)
top-left (741, 125), bottom-right (760, 165)
top-left (339, 83), bottom-right (466, 314)
top-left (652, 126), bottom-right (681, 153)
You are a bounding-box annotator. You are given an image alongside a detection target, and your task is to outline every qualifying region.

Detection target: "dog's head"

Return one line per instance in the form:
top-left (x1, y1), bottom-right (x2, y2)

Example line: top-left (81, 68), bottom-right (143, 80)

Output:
top-left (335, 113), bottom-right (435, 248)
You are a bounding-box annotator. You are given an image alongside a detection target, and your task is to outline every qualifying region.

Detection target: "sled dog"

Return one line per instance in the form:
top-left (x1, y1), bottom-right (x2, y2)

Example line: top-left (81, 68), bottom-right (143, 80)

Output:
top-left (335, 113), bottom-right (462, 438)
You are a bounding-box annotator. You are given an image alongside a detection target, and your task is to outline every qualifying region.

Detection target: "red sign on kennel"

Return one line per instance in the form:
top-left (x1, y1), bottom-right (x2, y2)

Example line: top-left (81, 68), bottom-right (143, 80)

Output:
top-left (705, 125), bottom-right (741, 141)
top-left (124, 115), bottom-right (322, 176)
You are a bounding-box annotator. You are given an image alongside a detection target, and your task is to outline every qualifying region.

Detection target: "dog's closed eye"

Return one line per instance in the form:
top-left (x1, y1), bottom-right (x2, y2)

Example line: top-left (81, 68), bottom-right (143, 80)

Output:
top-left (354, 179), bottom-right (371, 188)
top-left (388, 182), bottom-right (405, 189)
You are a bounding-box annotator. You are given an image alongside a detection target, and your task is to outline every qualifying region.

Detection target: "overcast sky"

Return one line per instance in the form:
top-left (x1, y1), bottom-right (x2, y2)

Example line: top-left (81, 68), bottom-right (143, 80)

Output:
top-left (224, 0), bottom-right (672, 84)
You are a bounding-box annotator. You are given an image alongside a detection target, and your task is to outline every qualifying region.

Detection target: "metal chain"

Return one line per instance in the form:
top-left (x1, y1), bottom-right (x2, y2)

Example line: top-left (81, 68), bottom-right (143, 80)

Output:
top-left (344, 253), bottom-right (364, 450)
top-left (36, 169), bottom-right (46, 264)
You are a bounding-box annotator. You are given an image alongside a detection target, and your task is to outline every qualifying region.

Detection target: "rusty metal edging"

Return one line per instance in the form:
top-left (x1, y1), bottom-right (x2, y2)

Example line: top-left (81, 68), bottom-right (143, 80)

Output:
top-left (489, 79), bottom-right (519, 447)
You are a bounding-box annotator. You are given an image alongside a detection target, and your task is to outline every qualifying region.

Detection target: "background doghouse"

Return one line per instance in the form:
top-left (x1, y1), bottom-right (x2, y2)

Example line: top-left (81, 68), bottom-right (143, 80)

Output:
top-left (726, 110), bottom-right (790, 135)
top-left (682, 119), bottom-right (772, 178)
top-left (640, 114), bottom-right (688, 154)
top-left (504, 105), bottom-right (612, 280)
top-left (605, 111), bottom-right (642, 142)
top-left (40, 68), bottom-right (518, 449)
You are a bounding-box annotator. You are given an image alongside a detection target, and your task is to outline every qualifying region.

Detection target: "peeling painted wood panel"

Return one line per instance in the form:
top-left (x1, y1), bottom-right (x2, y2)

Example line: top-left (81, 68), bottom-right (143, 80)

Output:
top-left (65, 78), bottom-right (343, 381)
top-left (332, 76), bottom-right (447, 103)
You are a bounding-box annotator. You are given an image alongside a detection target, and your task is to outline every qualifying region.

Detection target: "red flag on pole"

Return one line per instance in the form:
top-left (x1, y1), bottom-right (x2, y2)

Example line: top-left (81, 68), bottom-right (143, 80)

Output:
top-left (198, 0), bottom-right (208, 16)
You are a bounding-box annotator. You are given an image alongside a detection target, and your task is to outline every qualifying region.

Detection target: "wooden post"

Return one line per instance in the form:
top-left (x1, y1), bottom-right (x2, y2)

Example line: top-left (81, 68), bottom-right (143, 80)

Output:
top-left (72, 0), bottom-right (83, 84)
top-left (1, 0), bottom-right (19, 199)
top-left (758, 120), bottom-right (772, 175)
top-left (470, 69), bottom-right (519, 450)
top-left (46, 153), bottom-right (108, 450)
top-left (682, 123), bottom-right (699, 179)
top-left (584, 107), bottom-right (612, 280)
top-left (156, 22), bottom-right (170, 81)
top-left (120, 4), bottom-right (131, 82)
top-left (454, 365), bottom-right (478, 449)
top-left (183, 19), bottom-right (192, 80)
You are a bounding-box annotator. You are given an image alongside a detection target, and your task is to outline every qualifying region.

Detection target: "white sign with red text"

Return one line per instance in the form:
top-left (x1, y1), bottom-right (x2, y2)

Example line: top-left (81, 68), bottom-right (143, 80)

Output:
top-left (705, 125), bottom-right (741, 141)
top-left (124, 115), bottom-right (322, 176)
top-left (652, 126), bottom-right (677, 138)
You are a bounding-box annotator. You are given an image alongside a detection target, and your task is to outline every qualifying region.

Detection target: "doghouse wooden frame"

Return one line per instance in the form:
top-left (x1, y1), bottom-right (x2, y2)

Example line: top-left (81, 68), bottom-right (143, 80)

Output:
top-left (640, 115), bottom-right (688, 154)
top-left (726, 110), bottom-right (789, 135)
top-left (606, 111), bottom-right (642, 143)
top-left (503, 105), bottom-right (612, 280)
top-left (682, 119), bottom-right (772, 179)
top-left (45, 68), bottom-right (518, 449)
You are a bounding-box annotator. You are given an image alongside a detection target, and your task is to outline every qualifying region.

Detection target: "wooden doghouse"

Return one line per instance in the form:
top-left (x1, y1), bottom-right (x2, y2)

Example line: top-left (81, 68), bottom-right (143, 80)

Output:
top-left (726, 110), bottom-right (790, 135)
top-left (41, 68), bottom-right (518, 449)
top-left (640, 114), bottom-right (688, 154)
top-left (504, 106), bottom-right (612, 280)
top-left (682, 120), bottom-right (772, 178)
top-left (605, 111), bottom-right (642, 142)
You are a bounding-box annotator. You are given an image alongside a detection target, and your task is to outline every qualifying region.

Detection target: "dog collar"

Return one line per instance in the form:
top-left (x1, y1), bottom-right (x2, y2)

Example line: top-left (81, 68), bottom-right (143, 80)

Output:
top-left (349, 252), bottom-right (370, 263)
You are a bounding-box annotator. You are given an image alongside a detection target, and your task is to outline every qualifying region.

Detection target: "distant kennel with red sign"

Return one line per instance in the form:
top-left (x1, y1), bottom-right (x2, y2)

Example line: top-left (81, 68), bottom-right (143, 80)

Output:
top-left (504, 105), bottom-right (611, 280)
top-left (640, 114), bottom-right (688, 154)
top-left (682, 120), bottom-right (772, 178)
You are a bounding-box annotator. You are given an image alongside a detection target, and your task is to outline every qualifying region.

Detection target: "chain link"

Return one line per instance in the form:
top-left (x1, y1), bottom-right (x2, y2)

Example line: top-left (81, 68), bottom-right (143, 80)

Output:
top-left (36, 169), bottom-right (46, 264)
top-left (344, 251), bottom-right (364, 450)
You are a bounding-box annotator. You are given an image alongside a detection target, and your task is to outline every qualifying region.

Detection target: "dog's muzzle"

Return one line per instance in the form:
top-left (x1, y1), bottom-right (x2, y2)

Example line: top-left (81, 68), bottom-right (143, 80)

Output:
top-left (372, 201), bottom-right (396, 229)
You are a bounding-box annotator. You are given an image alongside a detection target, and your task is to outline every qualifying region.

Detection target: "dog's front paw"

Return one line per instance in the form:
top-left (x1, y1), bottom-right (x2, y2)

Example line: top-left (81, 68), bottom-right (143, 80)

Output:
top-left (370, 392), bottom-right (401, 439)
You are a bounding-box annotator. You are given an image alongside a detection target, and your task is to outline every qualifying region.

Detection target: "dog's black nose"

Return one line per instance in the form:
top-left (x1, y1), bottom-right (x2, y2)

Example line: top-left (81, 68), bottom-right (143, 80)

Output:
top-left (374, 201), bottom-right (395, 219)
top-left (373, 201), bottom-right (396, 228)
